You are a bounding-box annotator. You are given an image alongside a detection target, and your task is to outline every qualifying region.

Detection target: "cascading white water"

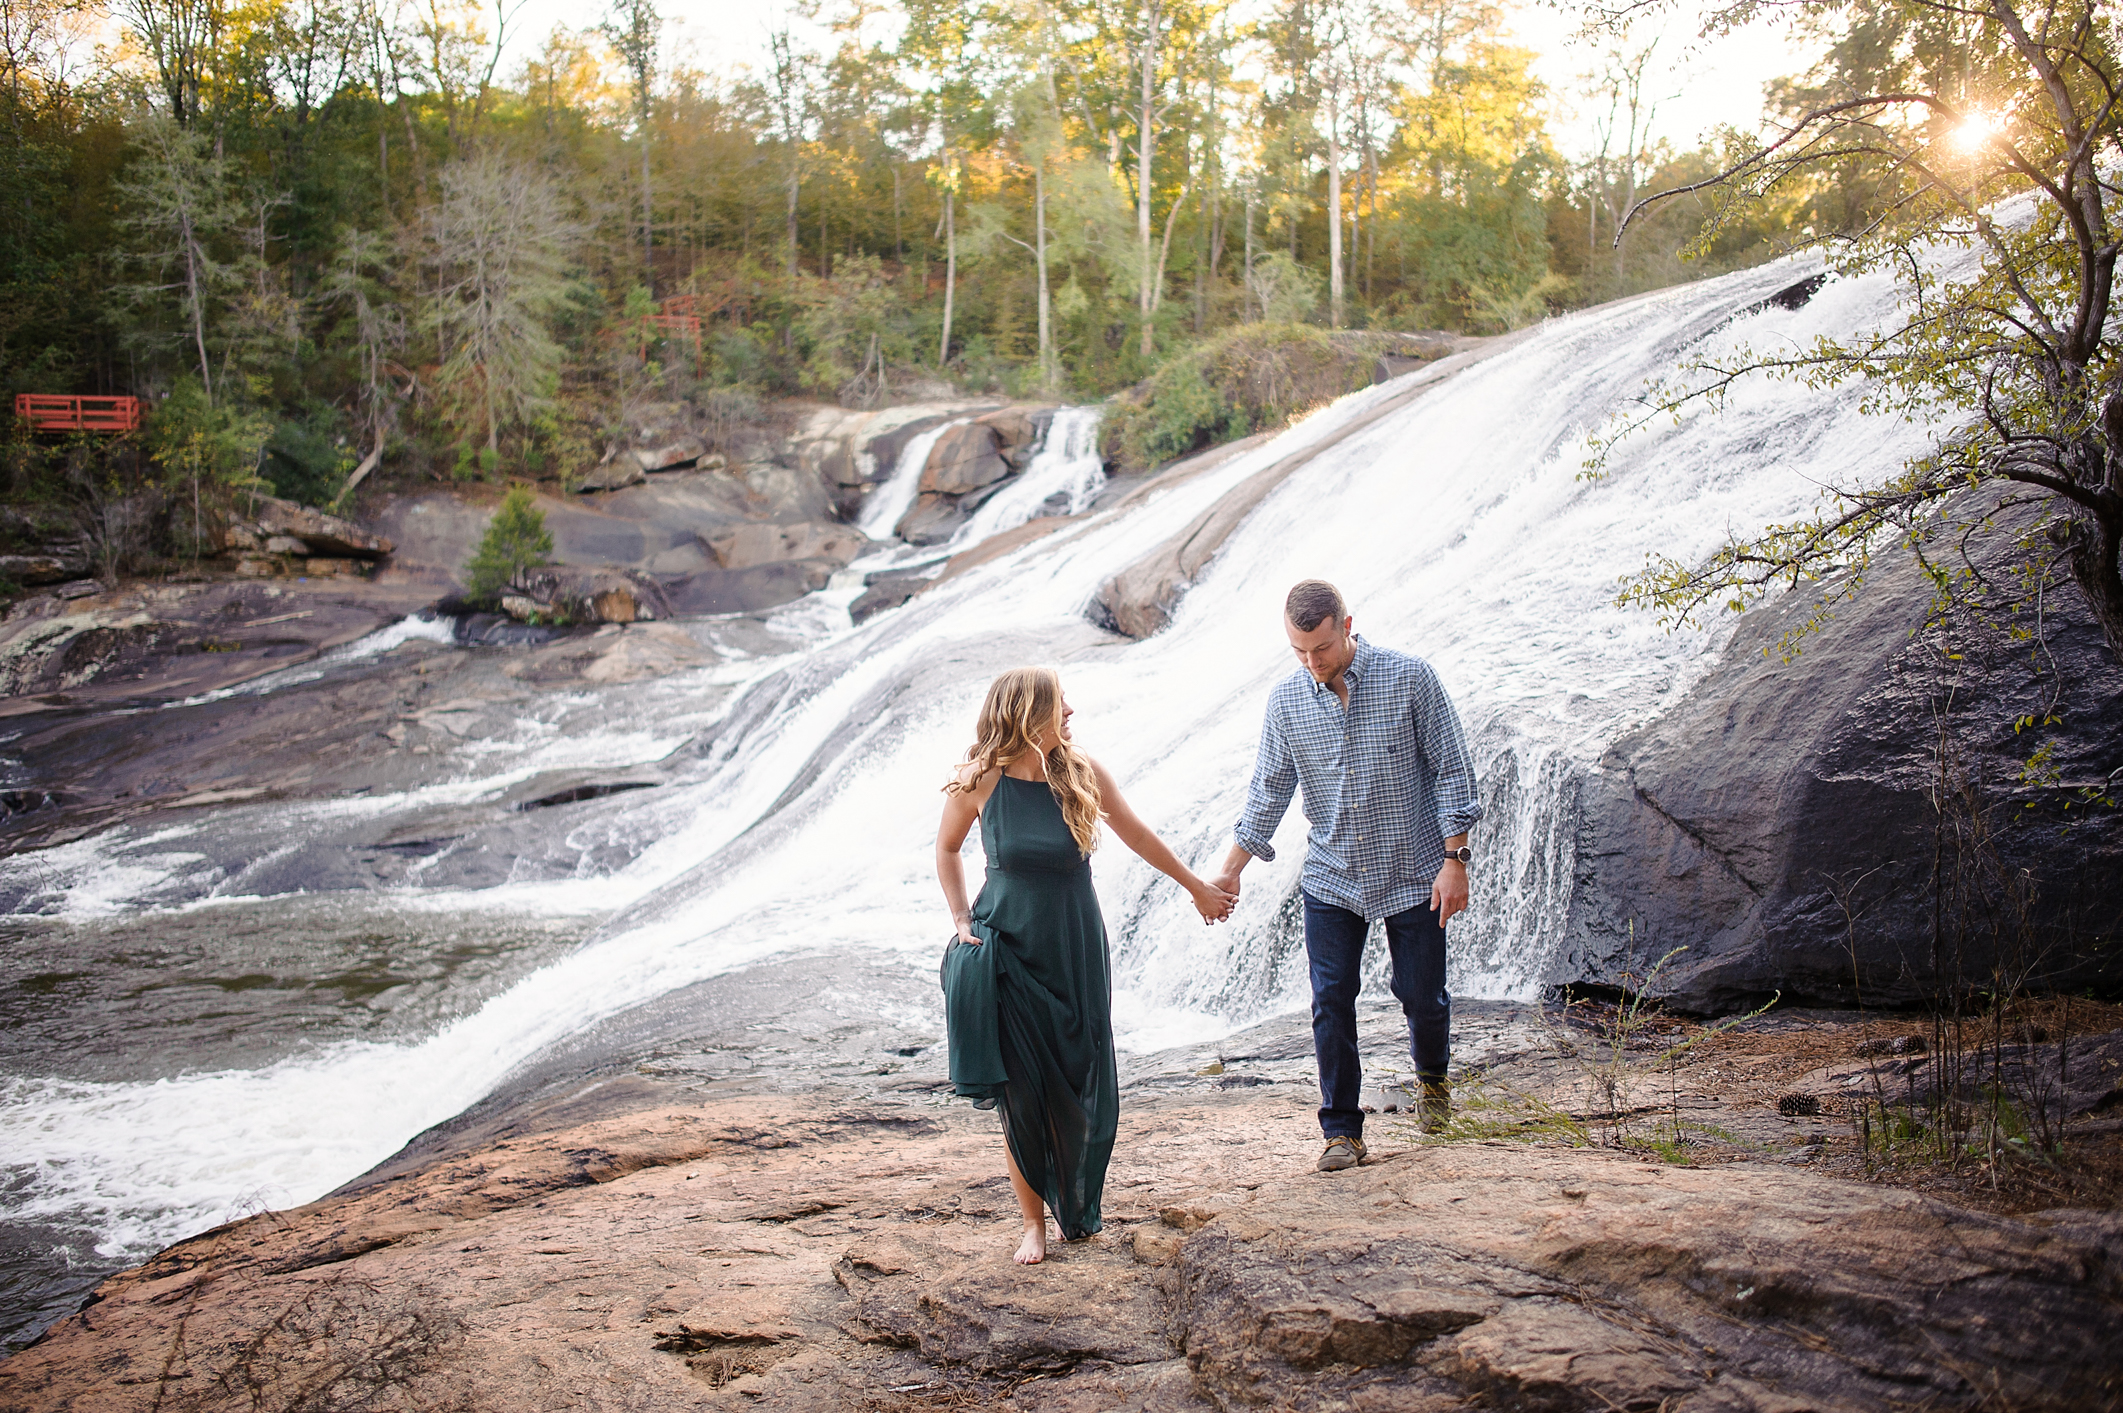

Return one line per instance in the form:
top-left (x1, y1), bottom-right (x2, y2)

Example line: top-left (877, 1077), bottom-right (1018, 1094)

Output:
top-left (0, 254), bottom-right (1940, 1271)
top-left (949, 407), bottom-right (1107, 547)
top-left (856, 418), bottom-right (967, 540)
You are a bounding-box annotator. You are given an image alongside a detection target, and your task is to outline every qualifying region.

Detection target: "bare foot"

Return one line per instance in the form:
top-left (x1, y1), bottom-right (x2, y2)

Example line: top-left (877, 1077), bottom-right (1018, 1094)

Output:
top-left (1014, 1223), bottom-right (1047, 1264)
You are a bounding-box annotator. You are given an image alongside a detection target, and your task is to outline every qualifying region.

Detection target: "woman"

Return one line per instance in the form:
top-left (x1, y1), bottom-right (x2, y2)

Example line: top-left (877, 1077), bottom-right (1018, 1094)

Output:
top-left (936, 667), bottom-right (1233, 1264)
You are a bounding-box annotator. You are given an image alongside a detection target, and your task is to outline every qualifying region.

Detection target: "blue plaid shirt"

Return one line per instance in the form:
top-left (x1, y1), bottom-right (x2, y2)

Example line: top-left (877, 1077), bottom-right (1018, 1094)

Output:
top-left (1235, 637), bottom-right (1482, 920)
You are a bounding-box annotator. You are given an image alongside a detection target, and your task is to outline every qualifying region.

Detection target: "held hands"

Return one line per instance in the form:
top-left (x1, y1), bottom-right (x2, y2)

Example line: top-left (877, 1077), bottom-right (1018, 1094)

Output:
top-left (1190, 879), bottom-right (1238, 925)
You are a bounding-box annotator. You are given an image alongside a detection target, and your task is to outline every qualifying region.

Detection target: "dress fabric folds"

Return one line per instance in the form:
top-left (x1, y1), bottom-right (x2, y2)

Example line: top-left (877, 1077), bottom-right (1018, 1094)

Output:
top-left (940, 773), bottom-right (1118, 1239)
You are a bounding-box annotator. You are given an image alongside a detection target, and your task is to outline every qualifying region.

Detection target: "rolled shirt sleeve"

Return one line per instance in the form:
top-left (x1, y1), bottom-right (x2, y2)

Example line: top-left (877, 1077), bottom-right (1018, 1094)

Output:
top-left (1233, 701), bottom-right (1297, 862)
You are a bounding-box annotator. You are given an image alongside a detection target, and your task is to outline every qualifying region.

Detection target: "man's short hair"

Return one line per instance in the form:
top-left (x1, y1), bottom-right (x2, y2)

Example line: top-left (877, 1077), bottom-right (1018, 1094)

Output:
top-left (1285, 580), bottom-right (1347, 632)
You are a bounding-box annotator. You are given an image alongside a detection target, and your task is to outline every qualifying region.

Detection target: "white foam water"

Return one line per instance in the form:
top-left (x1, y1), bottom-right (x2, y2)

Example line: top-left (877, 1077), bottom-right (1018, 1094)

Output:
top-left (167, 612), bottom-right (460, 707)
top-left (0, 254), bottom-right (1939, 1269)
top-left (949, 407), bottom-right (1108, 546)
top-left (856, 418), bottom-right (968, 541)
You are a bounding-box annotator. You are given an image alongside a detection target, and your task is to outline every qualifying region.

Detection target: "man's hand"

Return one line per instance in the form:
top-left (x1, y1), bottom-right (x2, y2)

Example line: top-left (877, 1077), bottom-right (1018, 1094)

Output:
top-left (1212, 844), bottom-right (1254, 911)
top-left (1189, 881), bottom-right (1237, 924)
top-left (1429, 860), bottom-right (1468, 925)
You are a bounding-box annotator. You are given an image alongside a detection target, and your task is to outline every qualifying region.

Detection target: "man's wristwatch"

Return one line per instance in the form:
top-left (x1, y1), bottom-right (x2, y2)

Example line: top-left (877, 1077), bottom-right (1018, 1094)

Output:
top-left (1441, 847), bottom-right (1473, 864)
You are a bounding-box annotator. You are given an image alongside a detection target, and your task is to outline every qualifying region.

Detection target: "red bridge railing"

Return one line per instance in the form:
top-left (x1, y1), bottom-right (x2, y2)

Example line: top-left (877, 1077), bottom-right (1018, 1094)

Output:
top-left (15, 395), bottom-right (144, 434)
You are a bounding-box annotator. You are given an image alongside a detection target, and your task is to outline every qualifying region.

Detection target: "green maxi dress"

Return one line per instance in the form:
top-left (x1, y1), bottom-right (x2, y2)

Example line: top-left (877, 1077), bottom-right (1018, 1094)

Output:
top-left (940, 773), bottom-right (1118, 1239)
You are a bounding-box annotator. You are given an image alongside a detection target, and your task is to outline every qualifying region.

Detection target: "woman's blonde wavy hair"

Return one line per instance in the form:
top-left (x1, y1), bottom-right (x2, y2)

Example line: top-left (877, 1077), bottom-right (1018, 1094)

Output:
top-left (944, 666), bottom-right (1103, 854)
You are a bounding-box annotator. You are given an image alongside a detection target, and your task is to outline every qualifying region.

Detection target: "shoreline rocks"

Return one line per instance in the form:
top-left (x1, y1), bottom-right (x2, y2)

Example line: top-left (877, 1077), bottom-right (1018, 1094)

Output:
top-left (3, 993), bottom-right (2116, 1412)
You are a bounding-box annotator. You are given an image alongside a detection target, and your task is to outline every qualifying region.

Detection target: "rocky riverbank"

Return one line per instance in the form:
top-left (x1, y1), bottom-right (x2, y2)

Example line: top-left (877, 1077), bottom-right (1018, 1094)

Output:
top-left (4, 982), bottom-right (2118, 1412)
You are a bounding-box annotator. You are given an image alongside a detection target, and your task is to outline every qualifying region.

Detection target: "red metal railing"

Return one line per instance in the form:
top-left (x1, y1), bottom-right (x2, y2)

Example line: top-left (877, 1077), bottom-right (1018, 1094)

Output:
top-left (15, 395), bottom-right (144, 434)
top-left (637, 312), bottom-right (703, 369)
top-left (642, 313), bottom-right (701, 342)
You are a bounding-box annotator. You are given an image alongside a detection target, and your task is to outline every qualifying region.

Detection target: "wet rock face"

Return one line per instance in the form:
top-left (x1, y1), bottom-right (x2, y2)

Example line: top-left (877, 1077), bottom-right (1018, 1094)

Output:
top-left (1089, 342), bottom-right (1527, 639)
top-left (792, 402), bottom-right (1007, 522)
top-left (1559, 496), bottom-right (2123, 1011)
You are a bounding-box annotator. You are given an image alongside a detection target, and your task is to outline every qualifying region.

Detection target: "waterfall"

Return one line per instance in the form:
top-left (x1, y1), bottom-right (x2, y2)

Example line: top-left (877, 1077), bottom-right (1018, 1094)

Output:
top-left (949, 407), bottom-right (1107, 547)
top-left (855, 418), bottom-right (967, 540)
top-left (0, 255), bottom-right (1937, 1270)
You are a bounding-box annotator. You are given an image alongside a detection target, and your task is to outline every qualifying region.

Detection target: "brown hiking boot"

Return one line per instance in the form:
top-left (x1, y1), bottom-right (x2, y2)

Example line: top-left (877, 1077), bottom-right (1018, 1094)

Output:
top-left (1418, 1080), bottom-right (1452, 1134)
top-left (1317, 1135), bottom-right (1367, 1171)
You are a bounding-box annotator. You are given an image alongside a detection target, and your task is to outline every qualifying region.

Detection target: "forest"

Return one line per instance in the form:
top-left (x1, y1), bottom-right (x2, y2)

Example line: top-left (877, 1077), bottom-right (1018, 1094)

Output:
top-left (0, 0), bottom-right (1887, 522)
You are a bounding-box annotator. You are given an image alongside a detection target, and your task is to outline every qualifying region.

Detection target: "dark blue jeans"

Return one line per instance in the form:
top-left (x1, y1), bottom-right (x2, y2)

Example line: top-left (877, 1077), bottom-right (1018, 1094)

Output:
top-left (1304, 890), bottom-right (1450, 1139)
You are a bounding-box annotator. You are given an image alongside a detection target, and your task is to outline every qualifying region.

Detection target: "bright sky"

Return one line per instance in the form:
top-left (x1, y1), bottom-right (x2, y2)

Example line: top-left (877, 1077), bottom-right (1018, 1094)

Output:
top-left (494, 0), bottom-right (1815, 161)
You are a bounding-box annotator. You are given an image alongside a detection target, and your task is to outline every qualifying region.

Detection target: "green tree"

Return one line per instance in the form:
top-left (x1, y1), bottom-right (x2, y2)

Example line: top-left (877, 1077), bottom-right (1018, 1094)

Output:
top-left (417, 151), bottom-right (581, 460)
top-left (1386, 20), bottom-right (1557, 326)
top-left (146, 375), bottom-right (271, 553)
top-left (463, 483), bottom-right (553, 604)
top-left (115, 111), bottom-right (254, 404)
top-left (602, 0), bottom-right (658, 292)
top-left (1611, 0), bottom-right (2123, 661)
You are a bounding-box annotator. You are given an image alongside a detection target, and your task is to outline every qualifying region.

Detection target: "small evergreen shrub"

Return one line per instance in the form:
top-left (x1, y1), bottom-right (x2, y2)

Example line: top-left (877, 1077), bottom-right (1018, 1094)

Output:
top-left (263, 403), bottom-right (353, 506)
top-left (463, 485), bottom-right (554, 606)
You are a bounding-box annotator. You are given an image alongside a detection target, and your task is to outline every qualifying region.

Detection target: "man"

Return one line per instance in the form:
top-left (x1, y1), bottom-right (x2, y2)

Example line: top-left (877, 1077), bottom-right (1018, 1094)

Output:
top-left (1213, 580), bottom-right (1480, 1171)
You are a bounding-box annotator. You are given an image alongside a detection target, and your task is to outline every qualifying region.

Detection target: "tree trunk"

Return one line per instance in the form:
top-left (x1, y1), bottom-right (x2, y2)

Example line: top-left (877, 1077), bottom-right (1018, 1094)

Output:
top-left (1364, 137), bottom-right (1378, 301)
top-left (1152, 178), bottom-right (1192, 318)
top-left (1136, 0), bottom-right (1158, 358)
top-left (179, 201), bottom-right (212, 404)
top-left (1326, 83), bottom-right (1343, 330)
top-left (641, 103), bottom-right (653, 295)
top-left (2062, 502), bottom-right (2123, 659)
top-left (786, 157), bottom-right (800, 278)
top-left (341, 425), bottom-right (387, 501)
top-left (939, 185), bottom-right (956, 367)
top-left (1035, 163), bottom-right (1054, 395)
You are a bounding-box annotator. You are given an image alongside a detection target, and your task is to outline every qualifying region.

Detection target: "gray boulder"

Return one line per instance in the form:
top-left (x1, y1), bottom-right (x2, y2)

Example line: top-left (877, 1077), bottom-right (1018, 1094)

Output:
top-left (916, 421), bottom-right (1013, 497)
top-left (244, 494), bottom-right (394, 559)
top-left (706, 521), bottom-right (867, 571)
top-left (1558, 495), bottom-right (2123, 1010)
top-left (505, 566), bottom-right (671, 624)
top-left (894, 493), bottom-right (967, 546)
top-left (0, 552), bottom-right (88, 585)
top-left (625, 435), bottom-right (708, 474)
top-left (573, 459), bottom-right (647, 492)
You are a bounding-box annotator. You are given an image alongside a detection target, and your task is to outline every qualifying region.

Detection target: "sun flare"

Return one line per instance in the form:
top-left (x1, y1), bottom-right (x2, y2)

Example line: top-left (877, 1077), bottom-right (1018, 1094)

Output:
top-left (1950, 109), bottom-right (2005, 151)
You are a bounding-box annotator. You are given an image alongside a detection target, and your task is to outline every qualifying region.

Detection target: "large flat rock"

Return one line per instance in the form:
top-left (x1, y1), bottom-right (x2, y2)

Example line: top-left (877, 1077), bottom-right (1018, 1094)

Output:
top-left (1180, 1146), bottom-right (2121, 1410)
top-left (5, 998), bottom-right (2115, 1413)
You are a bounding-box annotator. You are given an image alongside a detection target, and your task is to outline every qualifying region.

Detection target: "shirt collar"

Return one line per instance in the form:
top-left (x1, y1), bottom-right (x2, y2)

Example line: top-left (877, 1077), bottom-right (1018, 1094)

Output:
top-left (1309, 635), bottom-right (1368, 698)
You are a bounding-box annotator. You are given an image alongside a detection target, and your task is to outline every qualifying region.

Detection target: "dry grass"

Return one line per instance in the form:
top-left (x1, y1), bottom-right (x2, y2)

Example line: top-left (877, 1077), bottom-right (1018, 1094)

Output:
top-left (1407, 998), bottom-right (2123, 1218)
